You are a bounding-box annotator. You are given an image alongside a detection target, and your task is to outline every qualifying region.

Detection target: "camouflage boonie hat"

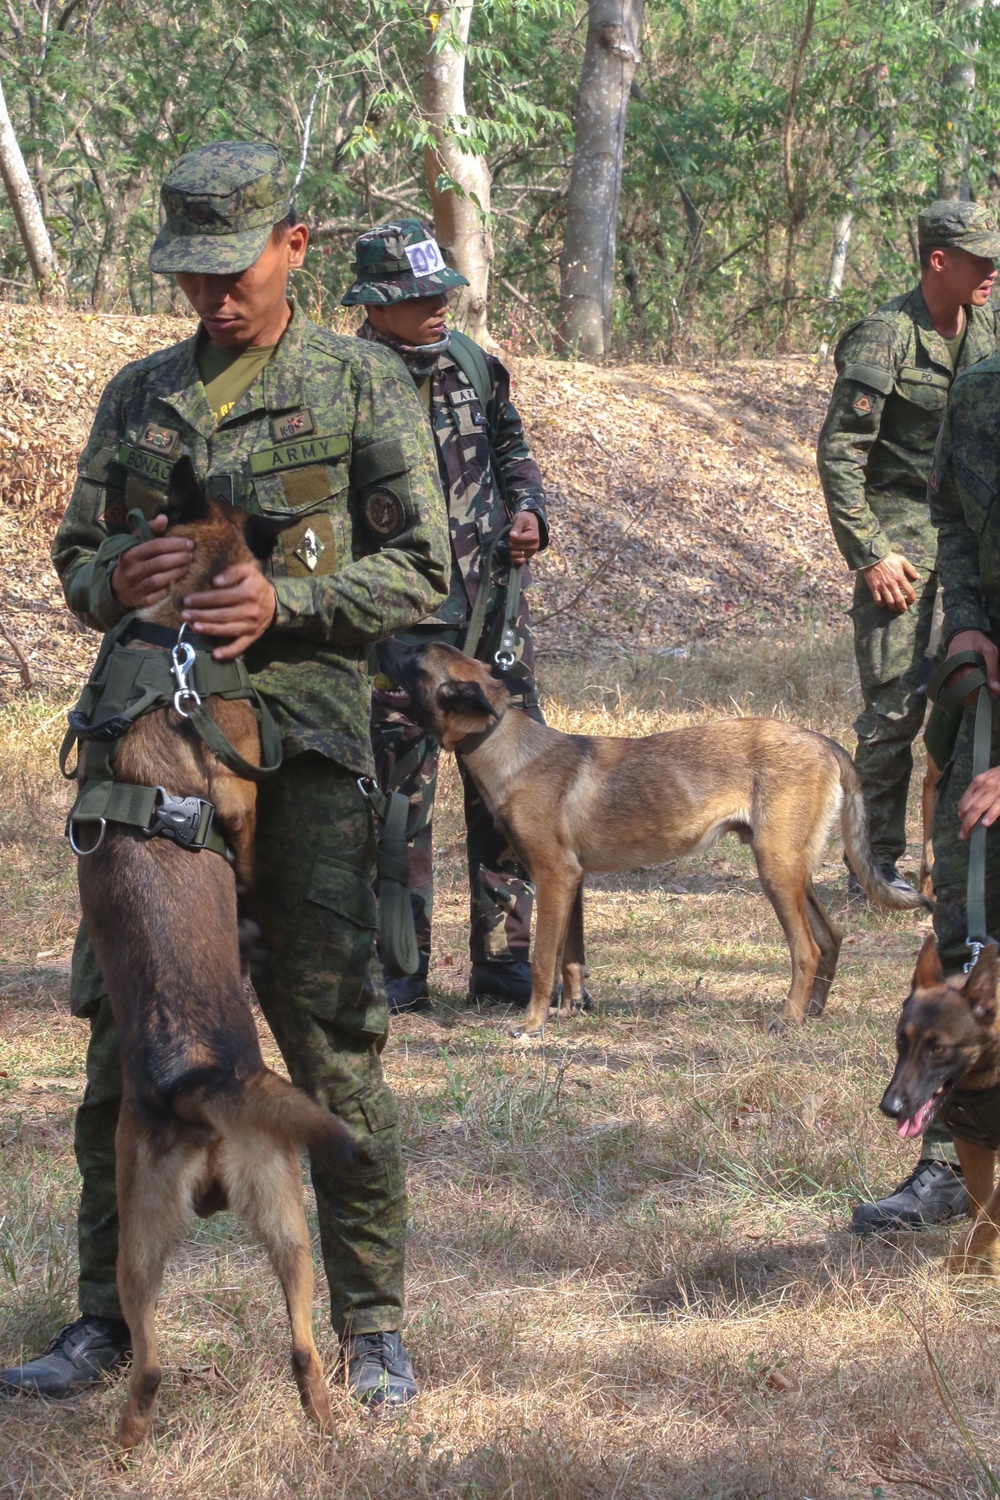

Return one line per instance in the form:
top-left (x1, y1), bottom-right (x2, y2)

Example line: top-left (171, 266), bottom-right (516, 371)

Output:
top-left (918, 200), bottom-right (1000, 258)
top-left (149, 142), bottom-right (292, 275)
top-left (340, 218), bottom-right (468, 305)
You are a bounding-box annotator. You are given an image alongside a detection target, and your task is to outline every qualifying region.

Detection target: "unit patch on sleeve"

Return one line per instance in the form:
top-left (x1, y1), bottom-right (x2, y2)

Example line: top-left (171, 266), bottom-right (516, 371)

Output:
top-left (138, 423), bottom-right (181, 458)
top-left (270, 408), bottom-right (316, 443)
top-left (364, 488), bottom-right (406, 538)
top-left (853, 392), bottom-right (873, 415)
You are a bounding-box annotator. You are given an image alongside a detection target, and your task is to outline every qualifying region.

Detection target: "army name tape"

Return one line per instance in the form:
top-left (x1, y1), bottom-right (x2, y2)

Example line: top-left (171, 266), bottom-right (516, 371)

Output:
top-left (249, 434), bottom-right (349, 475)
top-left (117, 443), bottom-right (174, 487)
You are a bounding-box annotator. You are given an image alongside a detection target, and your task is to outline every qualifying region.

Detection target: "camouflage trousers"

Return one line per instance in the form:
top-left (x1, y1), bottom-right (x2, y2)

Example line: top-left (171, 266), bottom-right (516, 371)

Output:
top-left (371, 616), bottom-right (540, 973)
top-left (850, 565), bottom-right (938, 865)
top-left (69, 752), bottom-right (407, 1338)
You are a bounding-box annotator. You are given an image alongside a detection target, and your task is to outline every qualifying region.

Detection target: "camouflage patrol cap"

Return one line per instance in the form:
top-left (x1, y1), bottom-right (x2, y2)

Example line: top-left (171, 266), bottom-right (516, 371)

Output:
top-left (149, 142), bottom-right (292, 275)
top-left (340, 218), bottom-right (468, 305)
top-left (918, 200), bottom-right (1000, 258)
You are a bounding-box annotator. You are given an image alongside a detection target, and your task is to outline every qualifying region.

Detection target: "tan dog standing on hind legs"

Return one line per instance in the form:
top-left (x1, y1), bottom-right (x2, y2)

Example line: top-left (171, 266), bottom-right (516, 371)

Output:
top-left (378, 640), bottom-right (927, 1035)
top-left (68, 459), bottom-right (359, 1448)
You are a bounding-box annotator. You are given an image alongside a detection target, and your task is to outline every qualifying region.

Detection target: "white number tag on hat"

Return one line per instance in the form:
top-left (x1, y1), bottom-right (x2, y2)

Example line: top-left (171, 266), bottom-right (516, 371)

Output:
top-left (405, 238), bottom-right (445, 277)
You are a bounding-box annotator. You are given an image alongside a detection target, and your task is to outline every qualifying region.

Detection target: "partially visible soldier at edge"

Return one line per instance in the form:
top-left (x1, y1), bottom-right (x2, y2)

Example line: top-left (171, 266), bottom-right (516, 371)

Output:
top-left (817, 200), bottom-right (1000, 1234)
top-left (0, 144), bottom-right (450, 1406)
top-left (342, 219), bottom-right (551, 1014)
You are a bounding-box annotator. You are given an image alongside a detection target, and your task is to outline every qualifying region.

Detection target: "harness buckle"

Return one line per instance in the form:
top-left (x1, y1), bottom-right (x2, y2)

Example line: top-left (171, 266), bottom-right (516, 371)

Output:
top-left (170, 627), bottom-right (202, 718)
top-left (965, 938), bottom-right (985, 973)
top-left (144, 787), bottom-right (213, 850)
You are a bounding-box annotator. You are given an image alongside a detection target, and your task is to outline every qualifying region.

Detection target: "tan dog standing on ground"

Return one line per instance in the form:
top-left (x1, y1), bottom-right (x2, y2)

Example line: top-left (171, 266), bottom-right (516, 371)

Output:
top-left (378, 640), bottom-right (926, 1036)
top-left (72, 460), bottom-right (358, 1449)
top-left (881, 937), bottom-right (1000, 1275)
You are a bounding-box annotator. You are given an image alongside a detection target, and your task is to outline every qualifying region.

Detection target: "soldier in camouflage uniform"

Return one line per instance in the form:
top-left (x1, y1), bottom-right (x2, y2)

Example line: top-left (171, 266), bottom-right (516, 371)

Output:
top-left (0, 144), bottom-right (450, 1407)
top-left (816, 201), bottom-right (1000, 1233)
top-left (341, 220), bottom-right (550, 1013)
top-left (927, 352), bottom-right (1000, 972)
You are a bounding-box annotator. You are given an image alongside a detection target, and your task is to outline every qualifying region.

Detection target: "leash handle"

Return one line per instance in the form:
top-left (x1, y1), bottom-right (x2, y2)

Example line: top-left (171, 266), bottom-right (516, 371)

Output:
top-left (461, 524), bottom-right (522, 670)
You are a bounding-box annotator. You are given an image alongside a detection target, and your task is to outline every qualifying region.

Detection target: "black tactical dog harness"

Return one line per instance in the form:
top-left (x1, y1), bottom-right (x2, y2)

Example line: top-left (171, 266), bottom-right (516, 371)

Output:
top-left (62, 614), bottom-right (282, 860)
top-left (940, 1082), bottom-right (1000, 1152)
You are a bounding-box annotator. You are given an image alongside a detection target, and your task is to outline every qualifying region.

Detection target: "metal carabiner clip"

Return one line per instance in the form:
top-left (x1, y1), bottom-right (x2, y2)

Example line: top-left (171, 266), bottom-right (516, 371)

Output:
top-left (170, 624), bottom-right (202, 718)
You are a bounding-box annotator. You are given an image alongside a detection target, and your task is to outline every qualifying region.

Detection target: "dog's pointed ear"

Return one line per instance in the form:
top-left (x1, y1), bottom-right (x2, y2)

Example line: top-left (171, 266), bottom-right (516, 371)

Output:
top-left (159, 455), bottom-right (209, 526)
top-left (243, 513), bottom-right (296, 561)
top-left (912, 933), bottom-right (945, 990)
top-left (964, 942), bottom-right (1000, 1023)
top-left (437, 679), bottom-right (500, 722)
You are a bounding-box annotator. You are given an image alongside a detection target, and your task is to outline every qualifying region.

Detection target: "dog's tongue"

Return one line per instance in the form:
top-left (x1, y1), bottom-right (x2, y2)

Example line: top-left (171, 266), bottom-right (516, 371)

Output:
top-left (898, 1096), bottom-right (940, 1139)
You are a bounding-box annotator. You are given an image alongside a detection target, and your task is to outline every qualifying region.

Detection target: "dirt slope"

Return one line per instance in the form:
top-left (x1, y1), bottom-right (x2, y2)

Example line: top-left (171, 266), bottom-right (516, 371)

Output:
top-left (0, 302), bottom-right (843, 696)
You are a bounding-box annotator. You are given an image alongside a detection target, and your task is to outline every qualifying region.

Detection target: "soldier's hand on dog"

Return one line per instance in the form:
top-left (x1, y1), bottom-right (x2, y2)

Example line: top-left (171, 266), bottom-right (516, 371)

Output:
top-left (182, 563), bottom-right (277, 661)
top-left (509, 511), bottom-right (540, 565)
top-left (861, 551), bottom-right (919, 612)
top-left (110, 514), bottom-right (194, 610)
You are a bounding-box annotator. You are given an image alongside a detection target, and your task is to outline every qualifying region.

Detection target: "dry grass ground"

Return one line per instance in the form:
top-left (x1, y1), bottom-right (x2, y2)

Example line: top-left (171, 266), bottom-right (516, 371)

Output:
top-left (4, 631), bottom-right (1000, 1500)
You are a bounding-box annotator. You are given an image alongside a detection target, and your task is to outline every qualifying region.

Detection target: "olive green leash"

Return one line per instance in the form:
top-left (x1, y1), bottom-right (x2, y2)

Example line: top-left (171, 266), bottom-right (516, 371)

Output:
top-left (928, 650), bottom-right (993, 966)
top-left (356, 776), bottom-right (421, 978)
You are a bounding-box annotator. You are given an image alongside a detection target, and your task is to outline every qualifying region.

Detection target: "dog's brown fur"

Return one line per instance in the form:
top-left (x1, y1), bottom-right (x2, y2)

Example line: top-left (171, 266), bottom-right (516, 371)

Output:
top-left (881, 937), bottom-right (1000, 1275)
top-left (75, 460), bottom-right (354, 1449)
top-left (380, 641), bottom-right (926, 1035)
top-left (918, 751), bottom-right (942, 899)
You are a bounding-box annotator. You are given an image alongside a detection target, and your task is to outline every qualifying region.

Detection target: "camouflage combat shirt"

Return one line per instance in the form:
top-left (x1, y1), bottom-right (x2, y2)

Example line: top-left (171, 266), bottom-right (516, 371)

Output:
top-left (929, 353), bottom-right (1000, 641)
top-left (424, 344), bottom-right (548, 626)
top-left (817, 286), bottom-right (1000, 572)
top-left (52, 303), bottom-right (450, 773)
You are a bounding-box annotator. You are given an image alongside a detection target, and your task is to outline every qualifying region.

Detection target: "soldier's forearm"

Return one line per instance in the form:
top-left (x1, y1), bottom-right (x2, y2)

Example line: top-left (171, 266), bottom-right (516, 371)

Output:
top-left (272, 551), bottom-right (448, 645)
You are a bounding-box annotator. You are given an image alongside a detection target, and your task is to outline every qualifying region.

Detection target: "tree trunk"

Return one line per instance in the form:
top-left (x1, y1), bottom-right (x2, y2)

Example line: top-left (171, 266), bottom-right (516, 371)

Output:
top-left (0, 71), bottom-right (65, 303)
top-left (825, 125), bottom-right (871, 300)
top-left (423, 0), bottom-right (493, 344)
top-left (558, 0), bottom-right (644, 359)
top-left (76, 127), bottom-right (147, 310)
top-left (937, 0), bottom-right (985, 200)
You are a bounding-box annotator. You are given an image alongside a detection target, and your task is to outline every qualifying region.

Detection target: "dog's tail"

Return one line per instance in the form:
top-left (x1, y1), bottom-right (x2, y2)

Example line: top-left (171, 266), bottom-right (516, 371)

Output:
top-left (830, 738), bottom-right (929, 911)
top-left (189, 1068), bottom-right (363, 1168)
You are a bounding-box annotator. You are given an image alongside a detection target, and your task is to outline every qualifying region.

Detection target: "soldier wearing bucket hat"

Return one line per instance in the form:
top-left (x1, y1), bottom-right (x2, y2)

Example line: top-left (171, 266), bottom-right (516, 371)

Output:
top-left (2, 143), bottom-right (451, 1410)
top-left (817, 198), bottom-right (1000, 1236)
top-left (344, 219), bottom-right (560, 1017)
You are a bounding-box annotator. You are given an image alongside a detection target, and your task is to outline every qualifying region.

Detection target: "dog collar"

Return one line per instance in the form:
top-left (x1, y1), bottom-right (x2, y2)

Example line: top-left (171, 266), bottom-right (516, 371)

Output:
top-left (454, 710), bottom-right (506, 756)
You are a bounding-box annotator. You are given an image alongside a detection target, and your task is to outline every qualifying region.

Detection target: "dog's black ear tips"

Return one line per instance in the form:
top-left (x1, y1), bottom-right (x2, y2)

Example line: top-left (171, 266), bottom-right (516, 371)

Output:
top-left (913, 932), bottom-right (945, 989)
top-left (439, 680), bottom-right (499, 721)
top-left (243, 513), bottom-right (293, 561)
top-left (161, 455), bottom-right (209, 526)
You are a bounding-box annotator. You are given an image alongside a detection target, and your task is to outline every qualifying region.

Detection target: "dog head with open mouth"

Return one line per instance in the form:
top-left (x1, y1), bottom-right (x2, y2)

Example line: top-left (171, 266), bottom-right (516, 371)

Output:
top-left (376, 639), bottom-right (510, 751)
top-left (881, 935), bottom-right (1000, 1138)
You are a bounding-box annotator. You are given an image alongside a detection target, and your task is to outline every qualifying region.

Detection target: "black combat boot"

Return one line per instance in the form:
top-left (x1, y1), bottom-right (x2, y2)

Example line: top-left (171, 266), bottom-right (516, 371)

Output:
top-left (851, 1159), bottom-right (970, 1234)
top-left (385, 972), bottom-right (431, 1014)
top-left (467, 959), bottom-right (532, 1007)
top-left (0, 1315), bottom-right (131, 1398)
top-left (341, 1330), bottom-right (417, 1410)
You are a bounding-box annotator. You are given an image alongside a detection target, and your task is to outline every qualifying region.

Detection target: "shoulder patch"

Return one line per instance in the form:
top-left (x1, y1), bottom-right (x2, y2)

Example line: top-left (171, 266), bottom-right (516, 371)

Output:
top-left (853, 392), bottom-right (873, 414)
top-left (364, 488), bottom-right (406, 538)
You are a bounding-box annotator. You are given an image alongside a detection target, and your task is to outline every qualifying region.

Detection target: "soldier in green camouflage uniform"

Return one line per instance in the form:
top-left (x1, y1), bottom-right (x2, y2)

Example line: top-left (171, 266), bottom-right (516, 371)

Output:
top-left (341, 221), bottom-right (550, 1013)
top-left (928, 356), bottom-right (1000, 975)
top-left (0, 144), bottom-right (450, 1407)
top-left (817, 201), bottom-right (1000, 1234)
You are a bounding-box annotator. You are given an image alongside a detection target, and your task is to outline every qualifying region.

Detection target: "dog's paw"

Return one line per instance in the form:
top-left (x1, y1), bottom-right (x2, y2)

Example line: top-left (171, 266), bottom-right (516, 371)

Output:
top-left (508, 1024), bottom-right (544, 1043)
top-left (946, 1241), bottom-right (1000, 1278)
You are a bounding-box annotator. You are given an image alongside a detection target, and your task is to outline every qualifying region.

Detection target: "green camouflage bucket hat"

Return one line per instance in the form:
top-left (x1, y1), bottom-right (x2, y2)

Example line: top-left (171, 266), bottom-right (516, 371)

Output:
top-left (341, 219), bottom-right (469, 305)
top-left (918, 200), bottom-right (1000, 258)
top-left (149, 141), bottom-right (292, 275)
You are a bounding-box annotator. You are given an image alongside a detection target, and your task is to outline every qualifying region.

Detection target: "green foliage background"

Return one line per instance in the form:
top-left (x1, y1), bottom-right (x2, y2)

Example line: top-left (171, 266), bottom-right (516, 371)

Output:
top-left (2, 0), bottom-right (999, 356)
